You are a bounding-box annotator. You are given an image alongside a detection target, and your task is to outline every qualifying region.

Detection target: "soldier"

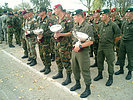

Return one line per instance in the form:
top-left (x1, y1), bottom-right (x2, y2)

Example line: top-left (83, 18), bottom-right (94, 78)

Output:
top-left (38, 7), bottom-right (52, 74)
top-left (13, 12), bottom-right (21, 46)
top-left (115, 8), bottom-right (133, 80)
top-left (93, 9), bottom-right (121, 86)
top-left (6, 13), bottom-right (15, 47)
top-left (70, 9), bottom-right (94, 98)
top-left (47, 9), bottom-right (56, 62)
top-left (90, 9), bottom-right (101, 67)
top-left (1, 10), bottom-right (8, 43)
top-left (0, 12), bottom-right (2, 44)
top-left (52, 4), bottom-right (72, 86)
top-left (25, 9), bottom-right (37, 66)
top-left (110, 8), bottom-right (122, 65)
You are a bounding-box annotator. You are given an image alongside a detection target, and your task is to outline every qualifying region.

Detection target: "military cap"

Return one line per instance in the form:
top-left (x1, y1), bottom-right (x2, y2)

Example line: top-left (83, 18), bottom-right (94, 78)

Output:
top-left (3, 10), bottom-right (7, 13)
top-left (8, 13), bottom-right (13, 15)
top-left (110, 8), bottom-right (116, 12)
top-left (83, 11), bottom-right (86, 16)
top-left (73, 9), bottom-right (83, 16)
top-left (14, 12), bottom-right (18, 14)
top-left (100, 9), bottom-right (110, 15)
top-left (93, 9), bottom-right (101, 13)
top-left (27, 8), bottom-right (33, 12)
top-left (54, 4), bottom-right (62, 9)
top-left (63, 9), bottom-right (66, 12)
top-left (126, 8), bottom-right (133, 12)
top-left (39, 7), bottom-right (47, 12)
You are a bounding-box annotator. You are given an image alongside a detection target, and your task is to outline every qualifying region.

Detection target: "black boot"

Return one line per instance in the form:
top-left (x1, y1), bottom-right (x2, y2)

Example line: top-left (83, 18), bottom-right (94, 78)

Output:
top-left (125, 71), bottom-right (132, 80)
top-left (52, 71), bottom-right (63, 79)
top-left (21, 55), bottom-right (28, 59)
top-left (62, 73), bottom-right (71, 86)
top-left (51, 54), bottom-right (55, 62)
top-left (27, 57), bottom-right (32, 61)
top-left (70, 80), bottom-right (81, 91)
top-left (106, 75), bottom-right (113, 86)
top-left (115, 67), bottom-right (124, 75)
top-left (30, 59), bottom-right (37, 66)
top-left (27, 60), bottom-right (33, 65)
top-left (44, 66), bottom-right (51, 75)
top-left (94, 71), bottom-right (103, 81)
top-left (9, 44), bottom-right (15, 48)
top-left (80, 84), bottom-right (91, 98)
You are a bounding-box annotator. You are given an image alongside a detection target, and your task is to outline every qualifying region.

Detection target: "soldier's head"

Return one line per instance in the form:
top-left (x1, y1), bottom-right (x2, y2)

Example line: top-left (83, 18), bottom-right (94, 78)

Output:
top-left (53, 4), bottom-right (63, 16)
top-left (73, 9), bottom-right (84, 23)
top-left (14, 12), bottom-right (18, 16)
top-left (88, 13), bottom-right (93, 21)
top-left (93, 9), bottom-right (101, 19)
top-left (47, 9), bottom-right (52, 16)
top-left (3, 10), bottom-right (7, 14)
top-left (100, 9), bottom-right (110, 22)
top-left (39, 7), bottom-right (47, 17)
top-left (110, 8), bottom-right (117, 17)
top-left (66, 11), bottom-right (71, 18)
top-left (125, 8), bottom-right (133, 21)
top-left (8, 13), bottom-right (14, 18)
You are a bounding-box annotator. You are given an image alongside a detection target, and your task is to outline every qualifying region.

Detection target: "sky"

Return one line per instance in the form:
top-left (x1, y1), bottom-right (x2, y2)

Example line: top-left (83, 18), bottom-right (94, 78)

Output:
top-left (0, 0), bottom-right (88, 11)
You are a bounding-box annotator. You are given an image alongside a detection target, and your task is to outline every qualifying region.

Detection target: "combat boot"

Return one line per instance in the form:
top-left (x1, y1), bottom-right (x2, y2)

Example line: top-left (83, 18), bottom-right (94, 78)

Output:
top-left (30, 59), bottom-right (37, 66)
top-left (27, 57), bottom-right (32, 61)
top-left (52, 71), bottom-right (63, 79)
top-left (70, 80), bottom-right (81, 91)
top-left (27, 60), bottom-right (33, 65)
top-left (9, 44), bottom-right (15, 48)
top-left (106, 75), bottom-right (113, 86)
top-left (62, 73), bottom-right (71, 86)
top-left (94, 71), bottom-right (103, 81)
top-left (40, 67), bottom-right (46, 72)
top-left (51, 54), bottom-right (55, 62)
top-left (21, 55), bottom-right (28, 59)
top-left (80, 84), bottom-right (91, 98)
top-left (115, 67), bottom-right (124, 75)
top-left (44, 66), bottom-right (51, 75)
top-left (125, 71), bottom-right (132, 80)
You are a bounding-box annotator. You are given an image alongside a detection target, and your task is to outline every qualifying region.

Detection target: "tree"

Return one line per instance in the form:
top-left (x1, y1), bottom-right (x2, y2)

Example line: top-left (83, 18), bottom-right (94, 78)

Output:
top-left (80, 0), bottom-right (92, 12)
top-left (91, 0), bottom-right (106, 10)
top-left (14, 2), bottom-right (31, 11)
top-left (30, 0), bottom-right (51, 11)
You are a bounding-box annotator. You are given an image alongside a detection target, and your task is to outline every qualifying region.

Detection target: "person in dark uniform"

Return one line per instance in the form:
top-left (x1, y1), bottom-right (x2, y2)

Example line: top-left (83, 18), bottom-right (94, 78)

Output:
top-left (115, 8), bottom-right (133, 80)
top-left (93, 9), bottom-right (121, 86)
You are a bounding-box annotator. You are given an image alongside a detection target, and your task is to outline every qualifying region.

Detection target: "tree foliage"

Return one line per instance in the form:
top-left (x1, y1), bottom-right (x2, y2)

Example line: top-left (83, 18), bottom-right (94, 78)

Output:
top-left (14, 2), bottom-right (31, 11)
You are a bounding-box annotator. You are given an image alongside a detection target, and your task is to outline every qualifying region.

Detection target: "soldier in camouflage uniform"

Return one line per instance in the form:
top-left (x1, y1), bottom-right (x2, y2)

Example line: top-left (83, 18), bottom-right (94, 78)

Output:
top-left (90, 10), bottom-right (101, 67)
top-left (37, 8), bottom-right (52, 74)
top-left (70, 9), bottom-right (94, 98)
top-left (52, 4), bottom-right (73, 86)
top-left (110, 8), bottom-right (123, 65)
top-left (93, 9), bottom-right (121, 86)
top-left (25, 9), bottom-right (37, 66)
top-left (6, 13), bottom-right (15, 48)
top-left (21, 12), bottom-right (29, 59)
top-left (13, 12), bottom-right (21, 46)
top-left (47, 9), bottom-right (56, 62)
top-left (115, 8), bottom-right (133, 80)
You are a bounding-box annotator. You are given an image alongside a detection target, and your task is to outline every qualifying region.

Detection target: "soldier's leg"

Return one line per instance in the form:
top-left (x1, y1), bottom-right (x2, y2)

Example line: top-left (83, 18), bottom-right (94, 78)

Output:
top-left (50, 38), bottom-right (55, 61)
top-left (52, 49), bottom-right (63, 79)
top-left (115, 40), bottom-right (121, 65)
top-left (125, 41), bottom-right (133, 80)
top-left (94, 49), bottom-right (105, 81)
top-left (115, 41), bottom-right (126, 75)
top-left (8, 31), bottom-right (14, 47)
top-left (21, 38), bottom-right (28, 58)
top-left (89, 44), bottom-right (93, 57)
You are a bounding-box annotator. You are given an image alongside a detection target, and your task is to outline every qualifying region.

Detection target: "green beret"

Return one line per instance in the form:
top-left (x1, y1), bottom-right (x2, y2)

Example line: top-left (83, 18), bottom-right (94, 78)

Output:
top-left (14, 12), bottom-right (18, 14)
top-left (73, 9), bottom-right (83, 16)
top-left (126, 8), bottom-right (133, 12)
top-left (100, 9), bottom-right (110, 15)
top-left (48, 9), bottom-right (52, 12)
top-left (39, 7), bottom-right (47, 12)
top-left (8, 13), bottom-right (13, 15)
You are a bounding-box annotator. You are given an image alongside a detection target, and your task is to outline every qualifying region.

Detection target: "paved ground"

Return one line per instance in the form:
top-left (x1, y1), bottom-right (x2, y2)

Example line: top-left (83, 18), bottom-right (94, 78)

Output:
top-left (0, 40), bottom-right (133, 100)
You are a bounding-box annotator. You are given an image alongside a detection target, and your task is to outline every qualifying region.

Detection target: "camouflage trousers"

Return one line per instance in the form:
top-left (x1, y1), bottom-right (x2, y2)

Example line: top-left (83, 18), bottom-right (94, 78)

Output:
top-left (2, 27), bottom-right (7, 42)
top-left (50, 37), bottom-right (55, 54)
top-left (38, 39), bottom-right (51, 67)
top-left (21, 37), bottom-right (28, 56)
top-left (55, 40), bottom-right (72, 73)
top-left (7, 28), bottom-right (14, 45)
top-left (26, 35), bottom-right (37, 59)
top-left (14, 28), bottom-right (21, 45)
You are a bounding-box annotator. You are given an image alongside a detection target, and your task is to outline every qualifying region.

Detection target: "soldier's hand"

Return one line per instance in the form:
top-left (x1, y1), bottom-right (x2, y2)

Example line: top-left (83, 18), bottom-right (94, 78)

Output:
top-left (73, 45), bottom-right (80, 52)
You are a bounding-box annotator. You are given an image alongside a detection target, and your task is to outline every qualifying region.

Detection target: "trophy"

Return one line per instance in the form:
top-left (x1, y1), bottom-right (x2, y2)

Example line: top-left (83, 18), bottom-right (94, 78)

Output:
top-left (33, 28), bottom-right (44, 42)
top-left (50, 24), bottom-right (64, 41)
top-left (72, 31), bottom-right (91, 52)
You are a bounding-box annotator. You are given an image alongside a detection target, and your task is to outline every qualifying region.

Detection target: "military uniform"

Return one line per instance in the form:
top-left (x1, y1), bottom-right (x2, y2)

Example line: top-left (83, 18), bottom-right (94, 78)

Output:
top-left (38, 15), bottom-right (52, 74)
top-left (115, 8), bottom-right (133, 80)
top-left (6, 13), bottom-right (15, 47)
top-left (13, 15), bottom-right (21, 45)
top-left (94, 9), bottom-right (121, 86)
top-left (0, 16), bottom-right (2, 43)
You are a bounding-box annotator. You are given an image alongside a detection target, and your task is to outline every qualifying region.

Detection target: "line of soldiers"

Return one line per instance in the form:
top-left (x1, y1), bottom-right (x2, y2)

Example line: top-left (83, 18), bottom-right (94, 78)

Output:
top-left (0, 5), bottom-right (133, 98)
